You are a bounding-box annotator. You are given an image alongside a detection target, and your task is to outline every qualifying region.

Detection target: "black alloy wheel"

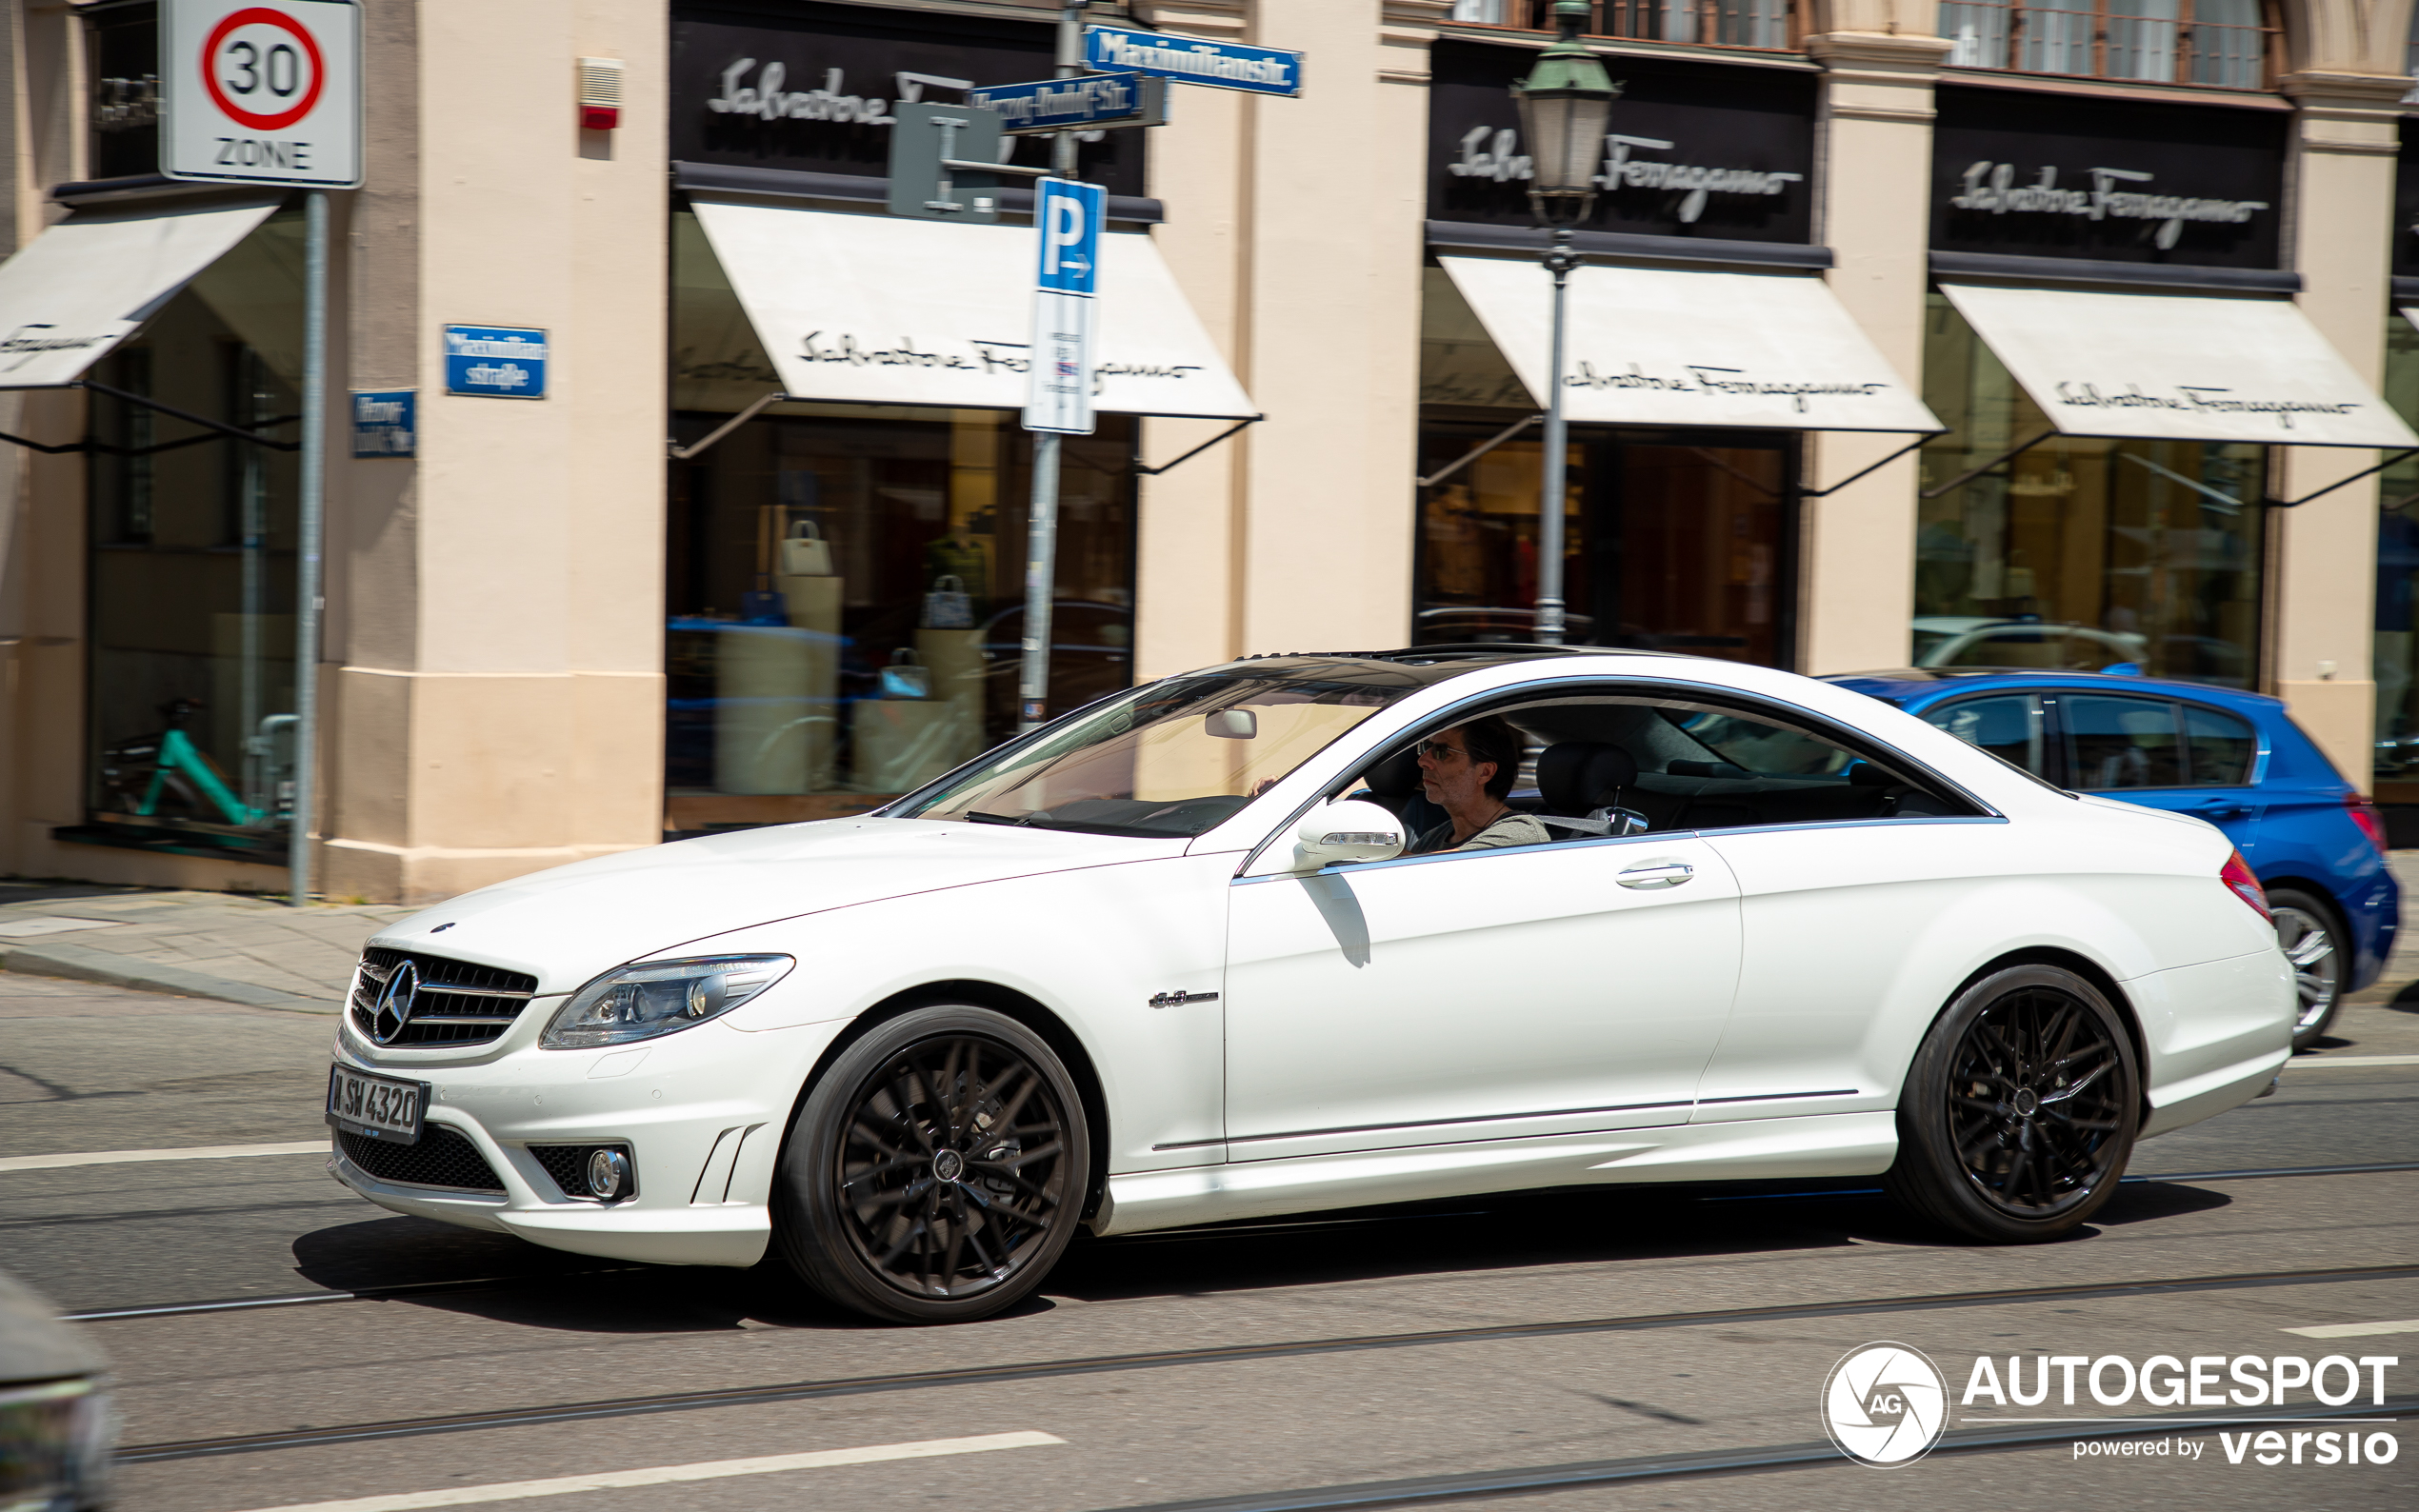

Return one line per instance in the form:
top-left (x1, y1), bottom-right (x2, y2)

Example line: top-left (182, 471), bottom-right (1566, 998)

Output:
top-left (1886, 965), bottom-right (2140, 1243)
top-left (775, 1005), bottom-right (1090, 1323)
top-left (2268, 887), bottom-right (2345, 1051)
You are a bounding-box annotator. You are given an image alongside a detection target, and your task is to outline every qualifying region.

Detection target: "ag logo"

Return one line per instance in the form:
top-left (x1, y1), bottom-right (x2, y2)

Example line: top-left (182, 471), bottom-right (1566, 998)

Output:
top-left (1823, 1343), bottom-right (1949, 1466)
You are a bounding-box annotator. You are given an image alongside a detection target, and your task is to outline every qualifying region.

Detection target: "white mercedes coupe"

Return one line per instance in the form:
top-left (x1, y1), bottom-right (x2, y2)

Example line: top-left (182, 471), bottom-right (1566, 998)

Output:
top-left (326, 648), bottom-right (2292, 1322)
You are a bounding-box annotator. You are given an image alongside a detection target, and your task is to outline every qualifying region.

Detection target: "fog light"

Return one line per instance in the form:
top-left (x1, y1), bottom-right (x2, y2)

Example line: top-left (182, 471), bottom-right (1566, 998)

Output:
top-left (587, 1147), bottom-right (630, 1200)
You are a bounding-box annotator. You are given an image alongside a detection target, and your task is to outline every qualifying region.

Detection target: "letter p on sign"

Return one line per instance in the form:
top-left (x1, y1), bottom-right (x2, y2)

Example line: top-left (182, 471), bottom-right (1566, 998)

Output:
top-left (1035, 179), bottom-right (1104, 296)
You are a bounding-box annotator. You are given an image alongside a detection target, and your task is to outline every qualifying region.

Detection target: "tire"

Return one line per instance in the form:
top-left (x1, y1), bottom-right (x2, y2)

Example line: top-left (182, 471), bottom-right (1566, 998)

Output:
top-left (772, 1005), bottom-right (1090, 1323)
top-left (2269, 887), bottom-right (2346, 1052)
top-left (1885, 965), bottom-right (2141, 1243)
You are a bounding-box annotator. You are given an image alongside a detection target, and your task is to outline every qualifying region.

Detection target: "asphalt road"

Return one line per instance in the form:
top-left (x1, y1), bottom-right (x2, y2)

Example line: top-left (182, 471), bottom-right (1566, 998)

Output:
top-left (5, 968), bottom-right (2414, 1512)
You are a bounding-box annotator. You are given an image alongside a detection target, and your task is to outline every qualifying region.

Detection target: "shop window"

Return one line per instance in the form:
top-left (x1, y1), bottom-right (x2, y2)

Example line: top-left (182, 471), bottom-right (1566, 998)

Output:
top-left (1915, 294), bottom-right (2264, 688)
top-left (2373, 317), bottom-right (2419, 796)
top-left (1938, 0), bottom-right (2270, 89)
top-left (82, 0), bottom-right (160, 181)
top-left (80, 211), bottom-right (307, 862)
top-left (666, 211), bottom-right (1136, 835)
top-left (1449, 0), bottom-right (1795, 53)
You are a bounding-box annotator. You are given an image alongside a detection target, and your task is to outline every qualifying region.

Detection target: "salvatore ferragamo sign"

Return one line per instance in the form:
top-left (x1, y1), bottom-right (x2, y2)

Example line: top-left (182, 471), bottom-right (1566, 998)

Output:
top-left (1931, 87), bottom-right (2285, 269)
top-left (1428, 42), bottom-right (1816, 243)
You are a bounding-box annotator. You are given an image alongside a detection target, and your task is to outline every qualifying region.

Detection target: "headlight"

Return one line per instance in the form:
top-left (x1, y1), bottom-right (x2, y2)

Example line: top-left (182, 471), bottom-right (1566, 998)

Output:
top-left (0, 1376), bottom-right (116, 1510)
top-left (541, 955), bottom-right (793, 1048)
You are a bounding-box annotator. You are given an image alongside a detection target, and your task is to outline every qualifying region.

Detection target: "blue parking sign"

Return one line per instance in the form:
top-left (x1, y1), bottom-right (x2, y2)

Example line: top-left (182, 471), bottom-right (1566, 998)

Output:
top-left (443, 325), bottom-right (548, 399)
top-left (1035, 179), bottom-right (1103, 296)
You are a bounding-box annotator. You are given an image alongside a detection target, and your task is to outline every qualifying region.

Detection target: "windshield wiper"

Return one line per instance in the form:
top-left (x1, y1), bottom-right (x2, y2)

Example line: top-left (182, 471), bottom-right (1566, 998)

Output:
top-left (964, 811), bottom-right (1033, 826)
top-left (962, 810), bottom-right (1172, 839)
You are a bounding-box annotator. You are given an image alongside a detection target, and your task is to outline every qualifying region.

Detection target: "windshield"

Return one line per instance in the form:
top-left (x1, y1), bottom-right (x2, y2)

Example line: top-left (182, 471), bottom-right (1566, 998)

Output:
top-left (897, 668), bottom-right (1419, 837)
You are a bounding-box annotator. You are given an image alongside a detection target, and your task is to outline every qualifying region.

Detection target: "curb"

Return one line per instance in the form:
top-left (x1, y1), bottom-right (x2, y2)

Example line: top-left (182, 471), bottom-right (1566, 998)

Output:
top-left (0, 941), bottom-right (340, 1014)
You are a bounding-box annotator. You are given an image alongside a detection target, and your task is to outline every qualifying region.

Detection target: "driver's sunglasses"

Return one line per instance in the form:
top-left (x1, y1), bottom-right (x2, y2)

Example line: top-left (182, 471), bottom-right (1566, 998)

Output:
top-left (1413, 739), bottom-right (1468, 762)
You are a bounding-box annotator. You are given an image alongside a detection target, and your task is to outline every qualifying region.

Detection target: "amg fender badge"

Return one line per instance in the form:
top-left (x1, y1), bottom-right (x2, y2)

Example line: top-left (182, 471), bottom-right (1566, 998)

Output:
top-left (1149, 989), bottom-right (1221, 1009)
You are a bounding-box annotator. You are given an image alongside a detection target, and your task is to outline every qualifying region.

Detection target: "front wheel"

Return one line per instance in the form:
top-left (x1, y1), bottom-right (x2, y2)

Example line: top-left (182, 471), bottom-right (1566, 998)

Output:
top-left (773, 1005), bottom-right (1090, 1323)
top-left (1885, 965), bottom-right (2140, 1243)
top-left (2269, 887), bottom-right (2345, 1052)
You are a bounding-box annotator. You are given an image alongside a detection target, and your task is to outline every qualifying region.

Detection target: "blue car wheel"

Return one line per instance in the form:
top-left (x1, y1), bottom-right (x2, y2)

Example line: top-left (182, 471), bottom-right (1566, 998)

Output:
top-left (2268, 885), bottom-right (2345, 1050)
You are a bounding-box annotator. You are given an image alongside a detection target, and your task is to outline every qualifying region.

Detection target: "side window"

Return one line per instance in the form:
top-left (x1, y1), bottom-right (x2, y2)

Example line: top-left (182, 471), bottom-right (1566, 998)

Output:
top-left (1664, 708), bottom-right (1852, 778)
top-left (2181, 705), bottom-right (2257, 786)
top-left (2065, 695), bottom-right (2185, 789)
top-left (1919, 694), bottom-right (2046, 776)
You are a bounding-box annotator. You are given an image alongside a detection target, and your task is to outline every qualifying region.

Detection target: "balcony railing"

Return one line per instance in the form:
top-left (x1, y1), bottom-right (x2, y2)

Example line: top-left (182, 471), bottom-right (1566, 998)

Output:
top-left (1447, 0), bottom-right (1795, 54)
top-left (1939, 0), bottom-right (2271, 89)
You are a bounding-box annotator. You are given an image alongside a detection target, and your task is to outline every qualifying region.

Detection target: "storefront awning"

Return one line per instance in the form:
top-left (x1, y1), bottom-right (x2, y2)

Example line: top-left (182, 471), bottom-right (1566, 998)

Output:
top-left (1940, 283), bottom-right (2416, 449)
top-left (0, 195), bottom-right (284, 389)
top-left (1435, 258), bottom-right (1942, 433)
top-left (689, 198), bottom-right (1254, 420)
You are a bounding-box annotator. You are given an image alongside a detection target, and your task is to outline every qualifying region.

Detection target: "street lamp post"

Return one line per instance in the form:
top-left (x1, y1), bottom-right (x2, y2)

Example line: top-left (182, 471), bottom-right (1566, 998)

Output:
top-left (1513, 0), bottom-right (1619, 646)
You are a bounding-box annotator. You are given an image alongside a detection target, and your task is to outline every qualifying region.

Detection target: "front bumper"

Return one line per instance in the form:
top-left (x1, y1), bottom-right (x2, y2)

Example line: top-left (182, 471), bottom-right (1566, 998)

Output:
top-left (328, 1011), bottom-right (848, 1268)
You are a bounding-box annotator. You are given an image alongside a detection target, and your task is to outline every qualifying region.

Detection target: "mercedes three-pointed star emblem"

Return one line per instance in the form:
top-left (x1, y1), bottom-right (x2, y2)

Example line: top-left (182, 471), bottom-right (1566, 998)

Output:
top-left (371, 961), bottom-right (421, 1044)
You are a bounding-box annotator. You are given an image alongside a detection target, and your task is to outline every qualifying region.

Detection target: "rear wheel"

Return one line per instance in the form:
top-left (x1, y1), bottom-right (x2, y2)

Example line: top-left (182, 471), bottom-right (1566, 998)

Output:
top-left (2269, 887), bottom-right (2345, 1051)
top-left (773, 1005), bottom-right (1090, 1323)
top-left (1886, 965), bottom-right (2140, 1243)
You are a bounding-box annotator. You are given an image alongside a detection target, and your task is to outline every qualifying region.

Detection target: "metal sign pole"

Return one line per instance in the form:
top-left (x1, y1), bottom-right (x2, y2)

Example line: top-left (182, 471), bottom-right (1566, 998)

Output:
top-left (289, 189), bottom-right (329, 904)
top-left (1016, 0), bottom-right (1089, 735)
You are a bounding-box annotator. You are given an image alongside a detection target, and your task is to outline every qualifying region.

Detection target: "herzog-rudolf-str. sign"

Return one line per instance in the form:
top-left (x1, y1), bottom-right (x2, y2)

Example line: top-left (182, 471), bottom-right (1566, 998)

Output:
top-left (161, 0), bottom-right (362, 188)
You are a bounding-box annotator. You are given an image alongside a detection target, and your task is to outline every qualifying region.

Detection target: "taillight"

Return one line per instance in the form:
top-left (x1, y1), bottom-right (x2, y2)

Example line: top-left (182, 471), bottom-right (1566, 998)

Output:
top-left (2346, 793), bottom-right (2389, 855)
top-left (2221, 849), bottom-right (2270, 921)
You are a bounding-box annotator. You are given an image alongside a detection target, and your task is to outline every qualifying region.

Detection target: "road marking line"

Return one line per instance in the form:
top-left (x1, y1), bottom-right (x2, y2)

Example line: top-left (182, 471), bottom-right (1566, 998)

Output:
top-left (2283, 1319), bottom-right (2419, 1338)
top-left (219, 1432), bottom-right (1067, 1512)
top-left (0, 1140), bottom-right (325, 1173)
top-left (2287, 1055), bottom-right (2419, 1068)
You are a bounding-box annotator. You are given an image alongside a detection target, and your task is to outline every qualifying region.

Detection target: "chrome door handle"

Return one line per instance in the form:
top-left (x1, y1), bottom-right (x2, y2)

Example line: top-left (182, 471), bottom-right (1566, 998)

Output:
top-left (1617, 861), bottom-right (1694, 889)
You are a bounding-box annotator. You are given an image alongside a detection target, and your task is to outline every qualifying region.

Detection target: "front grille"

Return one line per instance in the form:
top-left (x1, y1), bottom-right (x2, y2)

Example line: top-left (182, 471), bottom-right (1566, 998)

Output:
top-left (337, 1125), bottom-right (505, 1192)
top-left (351, 948), bottom-right (540, 1046)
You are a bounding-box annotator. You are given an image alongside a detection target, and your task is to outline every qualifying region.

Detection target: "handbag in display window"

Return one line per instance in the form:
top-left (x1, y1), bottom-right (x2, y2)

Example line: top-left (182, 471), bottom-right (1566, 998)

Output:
top-left (920, 573), bottom-right (974, 629)
top-left (780, 519), bottom-right (833, 577)
top-left (879, 647), bottom-right (932, 700)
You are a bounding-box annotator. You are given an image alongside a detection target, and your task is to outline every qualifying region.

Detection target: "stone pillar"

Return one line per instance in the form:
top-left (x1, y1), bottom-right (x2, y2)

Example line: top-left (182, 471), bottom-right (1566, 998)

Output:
top-left (1222, 0), bottom-right (1448, 657)
top-left (2269, 70), bottom-right (2409, 792)
top-left (1799, 24), bottom-right (1950, 675)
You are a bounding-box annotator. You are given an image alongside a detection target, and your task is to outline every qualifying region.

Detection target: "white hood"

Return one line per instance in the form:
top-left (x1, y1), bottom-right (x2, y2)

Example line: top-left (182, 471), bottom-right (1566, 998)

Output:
top-left (367, 819), bottom-right (1190, 994)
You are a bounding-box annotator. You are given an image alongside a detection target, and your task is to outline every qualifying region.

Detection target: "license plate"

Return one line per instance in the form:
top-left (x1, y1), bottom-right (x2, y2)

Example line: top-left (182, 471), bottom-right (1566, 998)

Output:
top-left (327, 1064), bottom-right (428, 1144)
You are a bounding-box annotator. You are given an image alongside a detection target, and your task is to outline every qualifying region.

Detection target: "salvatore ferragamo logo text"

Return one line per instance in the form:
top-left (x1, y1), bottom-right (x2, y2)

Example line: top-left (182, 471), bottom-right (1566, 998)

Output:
top-left (1447, 126), bottom-right (1801, 224)
top-left (1568, 361), bottom-right (1891, 412)
top-left (1949, 163), bottom-right (2269, 250)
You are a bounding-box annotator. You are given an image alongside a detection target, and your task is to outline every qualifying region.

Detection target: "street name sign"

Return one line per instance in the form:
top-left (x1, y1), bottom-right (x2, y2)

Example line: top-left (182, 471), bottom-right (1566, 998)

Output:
top-left (350, 389), bottom-right (413, 455)
top-left (161, 0), bottom-right (362, 188)
top-left (1023, 178), bottom-right (1105, 436)
top-left (887, 101), bottom-right (1008, 223)
top-left (968, 71), bottom-right (1169, 134)
top-left (1083, 25), bottom-right (1304, 98)
top-left (442, 326), bottom-right (548, 400)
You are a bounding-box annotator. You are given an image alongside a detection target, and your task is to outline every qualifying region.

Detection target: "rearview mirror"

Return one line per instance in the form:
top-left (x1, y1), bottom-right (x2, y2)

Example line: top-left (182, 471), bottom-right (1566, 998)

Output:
top-left (1207, 709), bottom-right (1258, 740)
top-left (1292, 798), bottom-right (1405, 871)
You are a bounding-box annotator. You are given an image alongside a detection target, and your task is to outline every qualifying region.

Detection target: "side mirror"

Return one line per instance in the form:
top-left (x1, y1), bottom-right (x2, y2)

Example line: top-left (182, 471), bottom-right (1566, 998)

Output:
top-left (1292, 798), bottom-right (1406, 871)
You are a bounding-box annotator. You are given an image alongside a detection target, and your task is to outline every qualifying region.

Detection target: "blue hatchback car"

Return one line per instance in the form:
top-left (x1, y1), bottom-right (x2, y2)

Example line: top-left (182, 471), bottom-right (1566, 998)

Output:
top-left (1825, 668), bottom-right (2397, 1049)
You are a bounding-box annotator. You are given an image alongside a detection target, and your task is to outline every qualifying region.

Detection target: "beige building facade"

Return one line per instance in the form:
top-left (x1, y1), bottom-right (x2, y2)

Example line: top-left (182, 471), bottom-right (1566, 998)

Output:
top-left (2, 0), bottom-right (2415, 904)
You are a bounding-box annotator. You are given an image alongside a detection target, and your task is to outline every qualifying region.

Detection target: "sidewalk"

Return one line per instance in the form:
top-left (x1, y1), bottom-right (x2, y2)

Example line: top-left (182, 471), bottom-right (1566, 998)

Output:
top-left (0, 882), bottom-right (411, 1013)
top-left (5, 853), bottom-right (2419, 1019)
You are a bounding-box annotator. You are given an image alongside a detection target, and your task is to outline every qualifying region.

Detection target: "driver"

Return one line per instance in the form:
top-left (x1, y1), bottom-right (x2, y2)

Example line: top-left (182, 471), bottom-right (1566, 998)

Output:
top-left (1405, 717), bottom-right (1550, 854)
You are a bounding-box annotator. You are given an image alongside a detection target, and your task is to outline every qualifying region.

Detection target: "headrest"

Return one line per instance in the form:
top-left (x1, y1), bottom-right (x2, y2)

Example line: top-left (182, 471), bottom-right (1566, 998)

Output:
top-left (1537, 742), bottom-right (1639, 815)
top-left (1362, 746), bottom-right (1423, 798)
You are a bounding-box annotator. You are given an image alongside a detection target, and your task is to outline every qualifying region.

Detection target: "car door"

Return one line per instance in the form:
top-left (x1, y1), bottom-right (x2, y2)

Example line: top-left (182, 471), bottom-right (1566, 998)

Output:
top-left (1683, 700), bottom-right (2034, 1121)
top-left (1221, 833), bottom-right (1743, 1163)
top-left (2055, 691), bottom-right (2264, 853)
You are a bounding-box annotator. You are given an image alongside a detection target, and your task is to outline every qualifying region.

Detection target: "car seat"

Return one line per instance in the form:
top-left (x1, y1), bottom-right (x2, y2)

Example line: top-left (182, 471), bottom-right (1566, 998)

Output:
top-left (1536, 742), bottom-right (1650, 839)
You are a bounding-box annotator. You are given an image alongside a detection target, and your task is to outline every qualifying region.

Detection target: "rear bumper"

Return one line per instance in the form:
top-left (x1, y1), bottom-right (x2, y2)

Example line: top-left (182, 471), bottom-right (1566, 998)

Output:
top-left (2130, 947), bottom-right (2293, 1138)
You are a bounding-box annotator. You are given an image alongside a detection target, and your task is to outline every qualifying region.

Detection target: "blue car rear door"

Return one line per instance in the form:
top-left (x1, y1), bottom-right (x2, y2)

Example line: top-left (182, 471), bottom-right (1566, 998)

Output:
top-left (2049, 690), bottom-right (2264, 851)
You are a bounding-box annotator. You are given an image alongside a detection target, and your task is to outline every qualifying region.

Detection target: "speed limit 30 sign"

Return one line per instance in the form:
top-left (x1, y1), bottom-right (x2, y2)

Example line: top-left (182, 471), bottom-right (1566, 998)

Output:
top-left (162, 0), bottom-right (361, 188)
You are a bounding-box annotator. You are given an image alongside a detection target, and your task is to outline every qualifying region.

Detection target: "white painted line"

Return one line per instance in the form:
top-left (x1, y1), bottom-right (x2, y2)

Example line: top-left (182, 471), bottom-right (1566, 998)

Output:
top-left (0, 916), bottom-right (125, 938)
top-left (2282, 1319), bottom-right (2419, 1339)
top-left (2287, 1054), bottom-right (2419, 1068)
top-left (221, 1432), bottom-right (1067, 1512)
top-left (0, 1140), bottom-right (326, 1173)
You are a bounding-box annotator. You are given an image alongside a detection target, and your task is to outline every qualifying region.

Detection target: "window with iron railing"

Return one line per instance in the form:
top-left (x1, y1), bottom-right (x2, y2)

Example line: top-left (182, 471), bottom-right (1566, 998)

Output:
top-left (1936, 0), bottom-right (2271, 89)
top-left (1448, 0), bottom-right (1795, 54)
